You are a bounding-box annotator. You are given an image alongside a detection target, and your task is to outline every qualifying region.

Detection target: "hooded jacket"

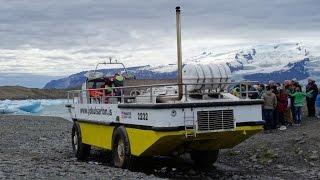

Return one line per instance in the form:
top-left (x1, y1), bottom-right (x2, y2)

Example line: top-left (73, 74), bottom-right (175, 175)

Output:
top-left (263, 91), bottom-right (277, 109)
top-left (306, 82), bottom-right (318, 100)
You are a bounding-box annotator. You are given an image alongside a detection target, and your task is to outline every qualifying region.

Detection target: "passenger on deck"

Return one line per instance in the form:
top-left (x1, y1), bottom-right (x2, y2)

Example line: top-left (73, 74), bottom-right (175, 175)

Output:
top-left (113, 73), bottom-right (124, 99)
top-left (114, 73), bottom-right (124, 86)
top-left (232, 86), bottom-right (240, 97)
top-left (104, 80), bottom-right (114, 103)
top-left (89, 82), bottom-right (103, 103)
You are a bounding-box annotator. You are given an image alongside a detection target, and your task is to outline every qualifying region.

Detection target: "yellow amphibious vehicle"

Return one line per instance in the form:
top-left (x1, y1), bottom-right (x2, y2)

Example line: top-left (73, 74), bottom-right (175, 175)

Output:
top-left (66, 7), bottom-right (264, 169)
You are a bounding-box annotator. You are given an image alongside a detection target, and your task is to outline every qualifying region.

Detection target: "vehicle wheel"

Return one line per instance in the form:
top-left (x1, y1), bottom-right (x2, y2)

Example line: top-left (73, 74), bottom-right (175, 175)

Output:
top-left (112, 126), bottom-right (133, 169)
top-left (71, 122), bottom-right (91, 160)
top-left (190, 150), bottom-right (219, 168)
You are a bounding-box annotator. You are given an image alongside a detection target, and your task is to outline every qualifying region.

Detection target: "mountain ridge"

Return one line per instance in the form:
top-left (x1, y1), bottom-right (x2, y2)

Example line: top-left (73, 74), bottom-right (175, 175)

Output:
top-left (44, 43), bottom-right (319, 89)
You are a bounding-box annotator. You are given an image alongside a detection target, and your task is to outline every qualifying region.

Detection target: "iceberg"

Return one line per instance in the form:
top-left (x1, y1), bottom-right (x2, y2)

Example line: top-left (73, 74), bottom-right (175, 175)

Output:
top-left (0, 104), bottom-right (17, 114)
top-left (0, 99), bottom-right (67, 114)
top-left (18, 101), bottom-right (42, 113)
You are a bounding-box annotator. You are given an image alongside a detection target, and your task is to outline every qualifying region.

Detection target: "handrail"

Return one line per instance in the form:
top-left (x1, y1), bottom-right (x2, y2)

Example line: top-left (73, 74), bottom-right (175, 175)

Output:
top-left (67, 81), bottom-right (259, 93)
top-left (66, 81), bottom-right (260, 105)
top-left (93, 61), bottom-right (128, 75)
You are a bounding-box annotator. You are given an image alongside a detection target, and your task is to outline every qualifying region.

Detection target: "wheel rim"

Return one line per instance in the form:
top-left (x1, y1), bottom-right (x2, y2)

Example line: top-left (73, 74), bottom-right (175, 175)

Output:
top-left (117, 139), bottom-right (125, 165)
top-left (73, 133), bottom-right (78, 151)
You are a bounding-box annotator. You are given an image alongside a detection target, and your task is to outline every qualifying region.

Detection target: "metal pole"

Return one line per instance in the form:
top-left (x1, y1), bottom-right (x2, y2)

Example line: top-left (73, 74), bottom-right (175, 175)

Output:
top-left (239, 83), bottom-right (242, 99)
top-left (88, 90), bottom-right (91, 104)
top-left (246, 83), bottom-right (249, 99)
top-left (184, 84), bottom-right (188, 101)
top-left (150, 87), bottom-right (153, 103)
top-left (121, 88), bottom-right (124, 103)
top-left (176, 6), bottom-right (183, 100)
top-left (103, 89), bottom-right (105, 104)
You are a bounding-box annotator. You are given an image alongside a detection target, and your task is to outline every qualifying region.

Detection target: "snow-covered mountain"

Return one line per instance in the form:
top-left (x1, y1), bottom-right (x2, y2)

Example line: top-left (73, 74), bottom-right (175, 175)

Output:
top-left (44, 42), bottom-right (320, 89)
top-left (43, 66), bottom-right (177, 89)
top-left (186, 42), bottom-right (314, 83)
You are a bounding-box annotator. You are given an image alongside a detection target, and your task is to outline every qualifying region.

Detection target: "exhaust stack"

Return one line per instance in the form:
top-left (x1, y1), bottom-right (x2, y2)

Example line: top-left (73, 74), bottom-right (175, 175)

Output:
top-left (176, 6), bottom-right (183, 100)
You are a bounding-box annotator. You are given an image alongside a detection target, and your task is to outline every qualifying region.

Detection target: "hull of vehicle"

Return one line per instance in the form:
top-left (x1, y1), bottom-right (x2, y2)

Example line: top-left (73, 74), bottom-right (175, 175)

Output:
top-left (78, 120), bottom-right (263, 156)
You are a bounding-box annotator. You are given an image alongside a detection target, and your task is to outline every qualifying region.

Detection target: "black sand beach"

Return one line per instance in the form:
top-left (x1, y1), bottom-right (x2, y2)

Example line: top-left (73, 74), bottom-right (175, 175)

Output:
top-left (1, 115), bottom-right (320, 179)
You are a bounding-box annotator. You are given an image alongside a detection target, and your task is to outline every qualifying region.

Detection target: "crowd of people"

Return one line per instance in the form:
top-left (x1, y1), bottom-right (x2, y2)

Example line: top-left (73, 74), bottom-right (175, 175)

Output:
top-left (232, 78), bottom-right (319, 131)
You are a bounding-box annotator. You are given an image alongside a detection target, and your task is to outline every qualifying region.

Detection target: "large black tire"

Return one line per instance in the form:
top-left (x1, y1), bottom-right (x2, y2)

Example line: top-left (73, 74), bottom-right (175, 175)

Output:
top-left (112, 126), bottom-right (133, 169)
top-left (71, 122), bottom-right (91, 160)
top-left (190, 150), bottom-right (219, 168)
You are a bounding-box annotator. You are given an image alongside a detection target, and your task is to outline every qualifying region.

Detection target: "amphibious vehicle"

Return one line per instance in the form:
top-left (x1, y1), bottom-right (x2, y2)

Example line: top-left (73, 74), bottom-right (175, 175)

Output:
top-left (66, 7), bottom-right (264, 168)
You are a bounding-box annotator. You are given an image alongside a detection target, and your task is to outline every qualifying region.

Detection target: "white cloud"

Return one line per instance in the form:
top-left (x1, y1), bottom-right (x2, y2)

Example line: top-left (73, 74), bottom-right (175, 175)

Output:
top-left (0, 0), bottom-right (320, 87)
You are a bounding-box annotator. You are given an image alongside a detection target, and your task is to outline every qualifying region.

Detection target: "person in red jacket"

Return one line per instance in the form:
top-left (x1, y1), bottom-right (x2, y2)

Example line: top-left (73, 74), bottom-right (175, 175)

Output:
top-left (277, 88), bottom-right (288, 130)
top-left (89, 82), bottom-right (103, 103)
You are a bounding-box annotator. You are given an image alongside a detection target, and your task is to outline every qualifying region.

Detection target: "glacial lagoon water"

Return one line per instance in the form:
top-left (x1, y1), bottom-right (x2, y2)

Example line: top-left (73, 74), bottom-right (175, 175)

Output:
top-left (0, 99), bottom-right (71, 121)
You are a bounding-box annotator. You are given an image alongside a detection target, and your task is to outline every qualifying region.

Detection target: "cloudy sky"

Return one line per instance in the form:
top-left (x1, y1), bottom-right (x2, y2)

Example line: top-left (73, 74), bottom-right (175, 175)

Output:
top-left (1, 0), bottom-right (320, 87)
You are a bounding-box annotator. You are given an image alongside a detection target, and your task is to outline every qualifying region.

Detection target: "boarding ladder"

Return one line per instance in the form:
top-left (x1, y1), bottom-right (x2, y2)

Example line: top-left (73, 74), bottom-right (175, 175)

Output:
top-left (183, 111), bottom-right (196, 138)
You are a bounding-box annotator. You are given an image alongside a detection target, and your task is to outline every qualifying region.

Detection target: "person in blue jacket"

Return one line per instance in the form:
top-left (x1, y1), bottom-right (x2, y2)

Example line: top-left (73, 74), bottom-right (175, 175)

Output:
top-left (306, 78), bottom-right (318, 117)
top-left (316, 93), bottom-right (320, 119)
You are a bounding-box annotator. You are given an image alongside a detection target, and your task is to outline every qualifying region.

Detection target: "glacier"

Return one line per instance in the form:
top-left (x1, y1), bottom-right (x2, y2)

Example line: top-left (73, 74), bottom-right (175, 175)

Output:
top-left (142, 42), bottom-right (318, 85)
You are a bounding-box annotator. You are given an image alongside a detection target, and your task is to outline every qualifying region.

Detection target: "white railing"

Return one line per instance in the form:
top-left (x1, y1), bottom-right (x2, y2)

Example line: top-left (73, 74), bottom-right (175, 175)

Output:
top-left (67, 81), bottom-right (259, 105)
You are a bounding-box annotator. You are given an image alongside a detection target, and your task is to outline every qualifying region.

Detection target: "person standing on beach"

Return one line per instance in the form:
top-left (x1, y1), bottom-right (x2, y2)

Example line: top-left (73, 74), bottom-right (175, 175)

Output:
top-left (289, 87), bottom-right (312, 125)
top-left (262, 86), bottom-right (277, 130)
top-left (306, 78), bottom-right (318, 117)
top-left (316, 93), bottom-right (320, 119)
top-left (286, 82), bottom-right (296, 122)
top-left (283, 80), bottom-right (294, 125)
top-left (277, 87), bottom-right (288, 130)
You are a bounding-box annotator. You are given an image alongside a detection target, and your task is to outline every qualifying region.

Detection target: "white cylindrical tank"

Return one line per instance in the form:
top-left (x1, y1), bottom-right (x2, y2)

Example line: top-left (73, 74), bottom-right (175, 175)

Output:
top-left (208, 63), bottom-right (222, 89)
top-left (182, 64), bottom-right (198, 91)
top-left (182, 63), bottom-right (232, 92)
top-left (182, 63), bottom-right (206, 91)
top-left (199, 64), bottom-right (212, 89)
top-left (224, 64), bottom-right (232, 83)
top-left (218, 64), bottom-right (227, 89)
top-left (217, 64), bottom-right (231, 89)
top-left (195, 64), bottom-right (205, 90)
